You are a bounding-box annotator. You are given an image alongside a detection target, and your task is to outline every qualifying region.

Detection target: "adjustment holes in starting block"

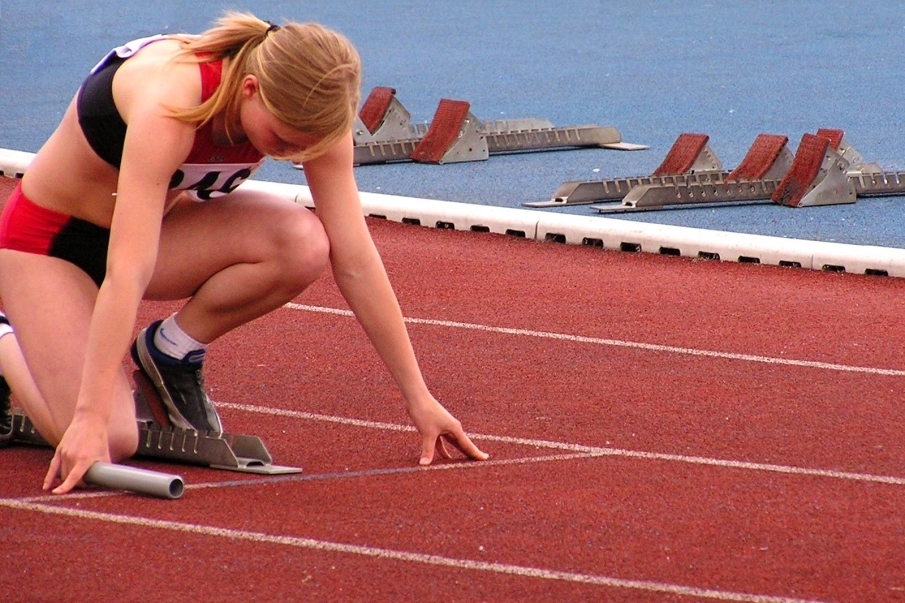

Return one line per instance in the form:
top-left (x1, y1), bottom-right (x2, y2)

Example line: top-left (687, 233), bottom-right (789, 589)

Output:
top-left (582, 238), bottom-right (603, 248)
top-left (544, 233), bottom-right (567, 244)
top-left (697, 251), bottom-right (720, 261)
top-left (470, 225), bottom-right (490, 233)
top-left (435, 221), bottom-right (455, 229)
top-left (401, 217), bottom-right (421, 225)
top-left (620, 242), bottom-right (641, 252)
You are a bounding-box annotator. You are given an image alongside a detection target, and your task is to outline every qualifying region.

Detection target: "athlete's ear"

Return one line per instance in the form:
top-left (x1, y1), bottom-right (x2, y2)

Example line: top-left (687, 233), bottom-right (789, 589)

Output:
top-left (240, 75), bottom-right (259, 99)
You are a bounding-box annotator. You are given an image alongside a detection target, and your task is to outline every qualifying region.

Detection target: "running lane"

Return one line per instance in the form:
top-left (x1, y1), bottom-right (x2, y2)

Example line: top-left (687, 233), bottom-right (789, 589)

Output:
top-left (2, 175), bottom-right (903, 602)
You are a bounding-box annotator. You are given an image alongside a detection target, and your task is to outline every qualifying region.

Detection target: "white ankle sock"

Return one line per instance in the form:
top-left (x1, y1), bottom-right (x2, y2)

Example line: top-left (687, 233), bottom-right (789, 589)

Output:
top-left (153, 314), bottom-right (207, 362)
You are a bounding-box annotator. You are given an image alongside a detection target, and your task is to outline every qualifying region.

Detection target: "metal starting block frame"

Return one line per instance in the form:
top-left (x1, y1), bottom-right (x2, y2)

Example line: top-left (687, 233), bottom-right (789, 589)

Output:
top-left (135, 419), bottom-right (300, 475)
top-left (8, 389), bottom-right (302, 476)
top-left (526, 132), bottom-right (726, 208)
top-left (355, 86), bottom-right (429, 144)
top-left (301, 86), bottom-right (647, 167)
top-left (529, 129), bottom-right (905, 213)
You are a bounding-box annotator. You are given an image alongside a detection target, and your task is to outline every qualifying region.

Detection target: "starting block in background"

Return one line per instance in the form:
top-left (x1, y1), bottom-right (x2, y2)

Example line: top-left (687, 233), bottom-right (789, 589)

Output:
top-left (8, 374), bottom-right (302, 476)
top-left (533, 128), bottom-right (905, 212)
top-left (725, 134), bottom-right (793, 182)
top-left (354, 86), bottom-right (429, 144)
top-left (770, 132), bottom-right (855, 207)
top-left (526, 132), bottom-right (727, 208)
top-left (651, 132), bottom-right (722, 176)
top-left (409, 99), bottom-right (488, 164)
top-left (596, 133), bottom-right (794, 212)
top-left (321, 86), bottom-right (647, 166)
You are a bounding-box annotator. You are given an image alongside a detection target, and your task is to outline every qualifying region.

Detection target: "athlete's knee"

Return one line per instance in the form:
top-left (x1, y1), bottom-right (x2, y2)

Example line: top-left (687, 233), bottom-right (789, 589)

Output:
top-left (107, 419), bottom-right (139, 461)
top-left (270, 208), bottom-right (330, 287)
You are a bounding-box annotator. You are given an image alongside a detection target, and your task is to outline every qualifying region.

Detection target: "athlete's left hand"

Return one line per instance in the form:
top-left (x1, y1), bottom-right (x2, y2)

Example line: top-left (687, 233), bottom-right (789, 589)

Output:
top-left (406, 395), bottom-right (488, 466)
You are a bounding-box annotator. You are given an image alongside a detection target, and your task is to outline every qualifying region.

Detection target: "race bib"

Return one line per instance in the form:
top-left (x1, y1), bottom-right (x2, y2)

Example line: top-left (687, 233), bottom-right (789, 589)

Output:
top-left (168, 160), bottom-right (264, 201)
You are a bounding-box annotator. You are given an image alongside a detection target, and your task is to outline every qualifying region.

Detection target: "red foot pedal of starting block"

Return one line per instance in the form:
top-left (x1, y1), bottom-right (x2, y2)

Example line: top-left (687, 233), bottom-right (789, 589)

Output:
top-left (132, 369), bottom-right (174, 428)
top-left (358, 86), bottom-right (397, 134)
top-left (726, 134), bottom-right (791, 181)
top-left (814, 127), bottom-right (866, 166)
top-left (771, 133), bottom-right (828, 207)
top-left (770, 133), bottom-right (855, 207)
top-left (815, 128), bottom-right (844, 150)
top-left (651, 133), bottom-right (721, 176)
top-left (410, 99), bottom-right (488, 164)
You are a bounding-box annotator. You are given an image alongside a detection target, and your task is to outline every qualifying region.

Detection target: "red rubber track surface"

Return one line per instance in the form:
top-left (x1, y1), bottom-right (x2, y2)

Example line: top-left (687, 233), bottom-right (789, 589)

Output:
top-left (1, 177), bottom-right (904, 602)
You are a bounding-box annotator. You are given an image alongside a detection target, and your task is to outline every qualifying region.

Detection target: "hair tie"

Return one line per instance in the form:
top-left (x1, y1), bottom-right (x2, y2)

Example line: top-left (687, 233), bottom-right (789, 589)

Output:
top-left (265, 21), bottom-right (280, 35)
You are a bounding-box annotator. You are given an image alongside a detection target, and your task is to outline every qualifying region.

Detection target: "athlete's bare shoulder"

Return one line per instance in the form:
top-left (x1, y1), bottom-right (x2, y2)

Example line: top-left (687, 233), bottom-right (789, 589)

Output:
top-left (22, 38), bottom-right (201, 221)
top-left (111, 39), bottom-right (203, 123)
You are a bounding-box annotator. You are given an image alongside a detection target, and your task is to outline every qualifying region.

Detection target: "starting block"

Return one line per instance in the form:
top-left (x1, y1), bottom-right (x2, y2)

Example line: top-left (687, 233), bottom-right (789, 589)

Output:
top-left (8, 374), bottom-right (302, 476)
top-left (525, 132), bottom-right (727, 208)
top-left (652, 133), bottom-right (722, 175)
top-left (354, 86), bottom-right (429, 144)
top-left (597, 133), bottom-right (794, 212)
top-left (532, 128), bottom-right (905, 212)
top-left (726, 134), bottom-right (793, 182)
top-left (131, 371), bottom-right (301, 475)
top-left (410, 99), bottom-right (488, 164)
top-left (770, 132), bottom-right (855, 207)
top-left (306, 86), bottom-right (647, 167)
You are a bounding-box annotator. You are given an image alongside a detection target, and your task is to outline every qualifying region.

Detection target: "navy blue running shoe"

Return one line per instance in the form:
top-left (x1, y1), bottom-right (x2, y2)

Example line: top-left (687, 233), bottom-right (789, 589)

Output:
top-left (130, 321), bottom-right (223, 434)
top-left (0, 375), bottom-right (11, 446)
top-left (0, 312), bottom-right (12, 445)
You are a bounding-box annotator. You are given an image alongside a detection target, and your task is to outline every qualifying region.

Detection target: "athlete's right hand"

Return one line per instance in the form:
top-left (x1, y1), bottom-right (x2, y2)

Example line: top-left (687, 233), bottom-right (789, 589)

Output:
top-left (43, 414), bottom-right (110, 494)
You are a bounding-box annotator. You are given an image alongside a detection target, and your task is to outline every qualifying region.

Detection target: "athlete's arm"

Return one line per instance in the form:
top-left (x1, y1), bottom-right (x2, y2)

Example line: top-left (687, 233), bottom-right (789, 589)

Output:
top-left (301, 132), bottom-right (488, 465)
top-left (46, 57), bottom-right (198, 494)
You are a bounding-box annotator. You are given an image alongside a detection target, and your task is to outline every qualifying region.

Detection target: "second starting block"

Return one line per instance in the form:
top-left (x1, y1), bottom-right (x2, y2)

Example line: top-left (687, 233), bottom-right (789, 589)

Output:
top-left (528, 128), bottom-right (905, 213)
top-left (300, 86), bottom-right (647, 167)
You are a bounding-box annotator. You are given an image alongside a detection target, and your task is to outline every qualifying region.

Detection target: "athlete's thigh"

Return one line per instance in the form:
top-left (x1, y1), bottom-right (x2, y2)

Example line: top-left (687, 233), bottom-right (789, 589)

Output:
top-left (0, 250), bottom-right (135, 441)
top-left (147, 188), bottom-right (325, 300)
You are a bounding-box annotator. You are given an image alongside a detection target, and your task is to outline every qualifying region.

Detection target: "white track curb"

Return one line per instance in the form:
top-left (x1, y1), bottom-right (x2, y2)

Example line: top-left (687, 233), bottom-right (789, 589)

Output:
top-left (4, 148), bottom-right (904, 277)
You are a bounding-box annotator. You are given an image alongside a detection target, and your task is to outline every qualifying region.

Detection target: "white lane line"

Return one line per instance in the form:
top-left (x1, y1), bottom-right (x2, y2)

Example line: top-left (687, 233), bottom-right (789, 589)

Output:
top-left (284, 303), bottom-right (905, 377)
top-left (220, 402), bottom-right (905, 486)
top-left (0, 498), bottom-right (830, 603)
top-left (16, 451), bottom-right (607, 503)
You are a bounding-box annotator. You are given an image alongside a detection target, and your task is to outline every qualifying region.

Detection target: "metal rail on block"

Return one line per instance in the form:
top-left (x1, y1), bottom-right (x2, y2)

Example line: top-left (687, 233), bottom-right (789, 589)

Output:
top-left (485, 124), bottom-right (624, 154)
top-left (350, 120), bottom-right (638, 165)
top-left (526, 132), bottom-right (726, 207)
top-left (10, 400), bottom-right (302, 476)
top-left (136, 420), bottom-right (301, 475)
top-left (524, 171), bottom-right (729, 207)
top-left (588, 169), bottom-right (905, 214)
top-left (353, 138), bottom-right (421, 165)
top-left (9, 411), bottom-right (47, 446)
top-left (850, 171), bottom-right (905, 196)
top-left (317, 88), bottom-right (647, 167)
top-left (591, 176), bottom-right (781, 214)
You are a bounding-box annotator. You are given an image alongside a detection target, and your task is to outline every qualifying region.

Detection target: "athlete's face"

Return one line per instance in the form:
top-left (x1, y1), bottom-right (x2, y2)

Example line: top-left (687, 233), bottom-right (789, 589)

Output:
top-left (238, 76), bottom-right (319, 159)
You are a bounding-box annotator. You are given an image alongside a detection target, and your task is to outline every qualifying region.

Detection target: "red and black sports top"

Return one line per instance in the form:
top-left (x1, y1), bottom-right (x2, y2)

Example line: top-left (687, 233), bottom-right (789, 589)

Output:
top-left (76, 35), bottom-right (264, 201)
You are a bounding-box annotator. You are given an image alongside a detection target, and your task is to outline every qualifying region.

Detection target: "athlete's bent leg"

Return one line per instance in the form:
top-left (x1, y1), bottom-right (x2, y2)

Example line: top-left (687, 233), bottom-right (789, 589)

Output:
top-left (0, 250), bottom-right (138, 458)
top-left (147, 189), bottom-right (330, 340)
top-left (135, 190), bottom-right (330, 433)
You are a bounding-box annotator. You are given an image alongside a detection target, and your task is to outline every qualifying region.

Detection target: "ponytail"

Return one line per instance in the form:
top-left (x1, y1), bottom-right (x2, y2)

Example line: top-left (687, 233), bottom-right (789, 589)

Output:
top-left (170, 12), bottom-right (361, 161)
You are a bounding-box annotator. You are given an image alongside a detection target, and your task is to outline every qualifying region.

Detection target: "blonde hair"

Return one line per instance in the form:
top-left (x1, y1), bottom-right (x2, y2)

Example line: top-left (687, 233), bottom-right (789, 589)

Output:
top-left (171, 12), bottom-right (361, 161)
